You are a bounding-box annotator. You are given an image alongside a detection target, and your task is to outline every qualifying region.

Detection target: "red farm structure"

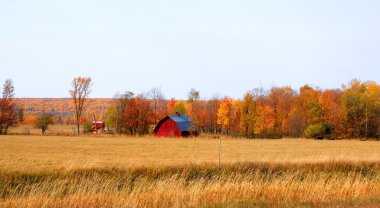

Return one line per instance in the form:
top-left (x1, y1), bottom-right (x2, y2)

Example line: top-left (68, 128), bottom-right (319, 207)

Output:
top-left (91, 121), bottom-right (105, 133)
top-left (154, 114), bottom-right (191, 137)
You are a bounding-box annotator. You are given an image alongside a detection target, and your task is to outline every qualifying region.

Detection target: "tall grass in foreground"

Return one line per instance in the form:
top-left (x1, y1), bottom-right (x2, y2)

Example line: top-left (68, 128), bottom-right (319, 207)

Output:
top-left (1, 161), bottom-right (380, 207)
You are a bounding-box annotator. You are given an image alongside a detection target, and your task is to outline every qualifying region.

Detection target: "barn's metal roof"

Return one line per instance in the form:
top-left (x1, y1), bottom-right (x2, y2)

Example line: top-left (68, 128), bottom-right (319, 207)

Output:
top-left (168, 115), bottom-right (191, 132)
top-left (153, 115), bottom-right (192, 133)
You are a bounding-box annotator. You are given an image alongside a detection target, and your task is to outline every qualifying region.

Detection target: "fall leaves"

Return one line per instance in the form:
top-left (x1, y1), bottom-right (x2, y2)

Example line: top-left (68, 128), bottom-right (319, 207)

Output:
top-left (8, 79), bottom-right (380, 139)
top-left (0, 79), bottom-right (17, 134)
top-left (210, 80), bottom-right (380, 139)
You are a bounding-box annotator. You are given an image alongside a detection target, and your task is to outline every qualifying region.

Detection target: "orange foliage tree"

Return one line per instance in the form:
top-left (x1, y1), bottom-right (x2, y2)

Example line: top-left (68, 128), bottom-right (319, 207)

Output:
top-left (13, 78), bottom-right (380, 139)
top-left (254, 105), bottom-right (275, 136)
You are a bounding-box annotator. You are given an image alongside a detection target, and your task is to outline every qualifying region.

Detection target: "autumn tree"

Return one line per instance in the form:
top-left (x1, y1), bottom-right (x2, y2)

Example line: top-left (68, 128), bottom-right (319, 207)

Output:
top-left (111, 91), bottom-right (134, 134)
top-left (187, 89), bottom-right (206, 131)
top-left (35, 113), bottom-right (53, 135)
top-left (137, 95), bottom-right (154, 135)
top-left (69, 77), bottom-right (92, 135)
top-left (363, 82), bottom-right (380, 139)
top-left (254, 105), bottom-right (275, 137)
top-left (268, 87), bottom-right (294, 137)
top-left (241, 92), bottom-right (256, 138)
top-left (173, 101), bottom-right (187, 115)
top-left (287, 85), bottom-right (323, 137)
top-left (167, 98), bottom-right (176, 115)
top-left (0, 79), bottom-right (17, 135)
top-left (320, 89), bottom-right (343, 139)
top-left (286, 96), bottom-right (307, 137)
top-left (123, 94), bottom-right (153, 136)
top-left (340, 80), bottom-right (367, 138)
top-left (340, 80), bottom-right (380, 139)
top-left (205, 96), bottom-right (220, 134)
top-left (231, 100), bottom-right (242, 135)
top-left (217, 97), bottom-right (233, 135)
top-left (299, 85), bottom-right (323, 125)
top-left (106, 92), bottom-right (153, 136)
top-left (192, 101), bottom-right (208, 131)
top-left (124, 98), bottom-right (139, 136)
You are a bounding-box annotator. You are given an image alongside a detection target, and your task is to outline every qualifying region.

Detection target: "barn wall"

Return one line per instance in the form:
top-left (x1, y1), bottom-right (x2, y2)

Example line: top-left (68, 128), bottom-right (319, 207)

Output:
top-left (155, 119), bottom-right (181, 137)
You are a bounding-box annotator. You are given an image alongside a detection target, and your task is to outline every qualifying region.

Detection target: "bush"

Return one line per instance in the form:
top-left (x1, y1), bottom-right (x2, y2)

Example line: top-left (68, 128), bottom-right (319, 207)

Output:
top-left (34, 113), bottom-right (53, 135)
top-left (304, 123), bottom-right (332, 139)
top-left (83, 123), bottom-right (92, 134)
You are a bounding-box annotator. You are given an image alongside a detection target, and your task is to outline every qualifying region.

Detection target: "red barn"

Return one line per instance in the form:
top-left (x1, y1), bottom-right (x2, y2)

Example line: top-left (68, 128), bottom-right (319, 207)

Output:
top-left (91, 121), bottom-right (105, 132)
top-left (154, 115), bottom-right (191, 137)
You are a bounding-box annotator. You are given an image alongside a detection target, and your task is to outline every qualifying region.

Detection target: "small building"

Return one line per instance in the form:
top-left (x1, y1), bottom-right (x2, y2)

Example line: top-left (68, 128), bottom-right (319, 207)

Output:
top-left (92, 121), bottom-right (105, 132)
top-left (154, 114), bottom-right (191, 137)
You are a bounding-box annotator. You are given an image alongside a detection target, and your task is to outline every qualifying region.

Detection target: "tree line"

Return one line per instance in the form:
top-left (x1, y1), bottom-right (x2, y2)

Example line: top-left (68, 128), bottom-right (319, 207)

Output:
top-left (1, 77), bottom-right (380, 139)
top-left (104, 79), bottom-right (380, 139)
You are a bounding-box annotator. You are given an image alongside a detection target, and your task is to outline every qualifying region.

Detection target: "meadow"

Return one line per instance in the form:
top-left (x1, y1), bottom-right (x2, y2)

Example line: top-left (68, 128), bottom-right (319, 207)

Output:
top-left (1, 135), bottom-right (380, 207)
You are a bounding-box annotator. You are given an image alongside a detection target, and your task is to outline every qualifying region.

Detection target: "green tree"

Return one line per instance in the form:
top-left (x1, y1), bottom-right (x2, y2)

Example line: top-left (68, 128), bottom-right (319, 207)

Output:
top-left (82, 123), bottom-right (92, 134)
top-left (106, 104), bottom-right (117, 131)
top-left (35, 113), bottom-right (53, 135)
top-left (188, 88), bottom-right (200, 103)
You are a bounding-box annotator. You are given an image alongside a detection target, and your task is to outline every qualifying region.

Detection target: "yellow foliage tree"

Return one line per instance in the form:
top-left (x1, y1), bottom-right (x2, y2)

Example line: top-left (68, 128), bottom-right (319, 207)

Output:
top-left (217, 97), bottom-right (233, 134)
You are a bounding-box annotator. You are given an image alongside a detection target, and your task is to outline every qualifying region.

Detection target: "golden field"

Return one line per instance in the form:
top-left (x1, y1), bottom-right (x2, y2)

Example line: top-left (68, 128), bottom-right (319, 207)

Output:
top-left (1, 135), bottom-right (380, 207)
top-left (1, 135), bottom-right (380, 170)
top-left (7, 124), bottom-right (78, 136)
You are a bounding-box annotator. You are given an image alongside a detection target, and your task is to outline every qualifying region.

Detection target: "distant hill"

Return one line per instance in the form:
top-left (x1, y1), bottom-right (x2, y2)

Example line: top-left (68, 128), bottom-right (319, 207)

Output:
top-left (15, 98), bottom-right (115, 124)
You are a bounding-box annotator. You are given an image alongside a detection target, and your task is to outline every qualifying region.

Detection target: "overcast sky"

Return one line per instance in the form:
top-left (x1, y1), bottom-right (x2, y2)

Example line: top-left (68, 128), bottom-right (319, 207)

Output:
top-left (0, 0), bottom-right (379, 99)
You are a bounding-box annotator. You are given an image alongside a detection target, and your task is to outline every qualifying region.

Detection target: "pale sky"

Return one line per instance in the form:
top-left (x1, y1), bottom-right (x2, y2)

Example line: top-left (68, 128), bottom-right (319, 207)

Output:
top-left (0, 0), bottom-right (379, 99)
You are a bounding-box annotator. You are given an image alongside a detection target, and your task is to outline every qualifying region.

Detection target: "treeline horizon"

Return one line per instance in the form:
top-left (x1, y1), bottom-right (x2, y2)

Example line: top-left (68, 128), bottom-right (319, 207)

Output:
top-left (2, 78), bottom-right (380, 139)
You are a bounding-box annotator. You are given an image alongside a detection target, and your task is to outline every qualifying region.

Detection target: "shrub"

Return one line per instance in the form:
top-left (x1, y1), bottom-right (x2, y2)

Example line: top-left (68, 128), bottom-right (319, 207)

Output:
top-left (82, 123), bottom-right (92, 134)
top-left (34, 113), bottom-right (53, 135)
top-left (304, 123), bottom-right (332, 139)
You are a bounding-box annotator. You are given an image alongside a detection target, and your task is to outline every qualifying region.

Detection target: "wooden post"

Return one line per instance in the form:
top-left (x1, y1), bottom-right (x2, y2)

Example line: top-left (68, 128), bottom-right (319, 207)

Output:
top-left (218, 136), bottom-right (221, 167)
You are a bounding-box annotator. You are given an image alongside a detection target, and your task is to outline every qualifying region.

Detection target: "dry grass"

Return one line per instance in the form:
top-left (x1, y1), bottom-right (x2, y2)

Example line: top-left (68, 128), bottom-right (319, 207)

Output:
top-left (8, 124), bottom-right (78, 136)
top-left (1, 135), bottom-right (380, 171)
top-left (1, 135), bottom-right (380, 207)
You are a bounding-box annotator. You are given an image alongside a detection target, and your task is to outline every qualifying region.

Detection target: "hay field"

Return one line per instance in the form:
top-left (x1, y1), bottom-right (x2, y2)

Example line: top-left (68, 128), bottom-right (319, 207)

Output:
top-left (1, 136), bottom-right (380, 207)
top-left (8, 124), bottom-right (77, 135)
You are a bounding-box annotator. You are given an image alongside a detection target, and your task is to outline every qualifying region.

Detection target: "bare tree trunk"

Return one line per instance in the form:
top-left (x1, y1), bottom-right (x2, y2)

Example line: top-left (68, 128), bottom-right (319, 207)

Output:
top-left (77, 114), bottom-right (80, 135)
